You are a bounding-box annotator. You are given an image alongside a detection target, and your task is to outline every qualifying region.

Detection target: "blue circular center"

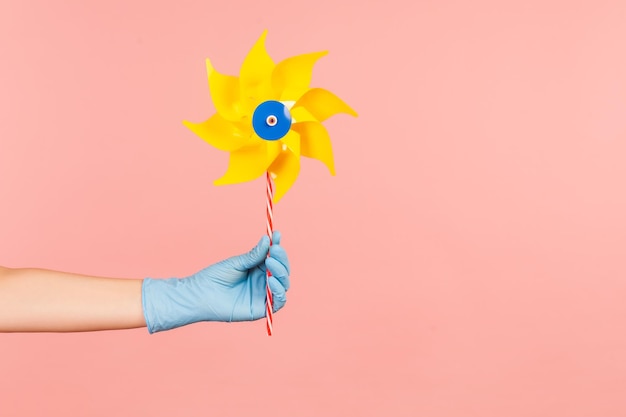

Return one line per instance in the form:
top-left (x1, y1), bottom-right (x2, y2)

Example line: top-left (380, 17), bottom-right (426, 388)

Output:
top-left (252, 100), bottom-right (292, 141)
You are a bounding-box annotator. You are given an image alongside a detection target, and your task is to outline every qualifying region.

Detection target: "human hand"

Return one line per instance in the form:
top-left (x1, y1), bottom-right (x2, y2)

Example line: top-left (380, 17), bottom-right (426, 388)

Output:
top-left (142, 232), bottom-right (290, 333)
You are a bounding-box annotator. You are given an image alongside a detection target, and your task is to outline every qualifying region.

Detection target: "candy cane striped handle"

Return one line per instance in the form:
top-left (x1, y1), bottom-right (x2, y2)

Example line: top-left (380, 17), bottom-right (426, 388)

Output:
top-left (265, 172), bottom-right (274, 336)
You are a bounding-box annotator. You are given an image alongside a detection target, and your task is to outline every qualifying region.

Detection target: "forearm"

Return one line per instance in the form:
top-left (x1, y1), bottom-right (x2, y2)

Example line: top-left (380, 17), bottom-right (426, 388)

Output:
top-left (0, 266), bottom-right (146, 332)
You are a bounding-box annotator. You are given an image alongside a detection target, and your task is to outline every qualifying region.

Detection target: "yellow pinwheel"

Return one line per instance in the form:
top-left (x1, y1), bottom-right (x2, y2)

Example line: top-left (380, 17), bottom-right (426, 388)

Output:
top-left (183, 30), bottom-right (357, 202)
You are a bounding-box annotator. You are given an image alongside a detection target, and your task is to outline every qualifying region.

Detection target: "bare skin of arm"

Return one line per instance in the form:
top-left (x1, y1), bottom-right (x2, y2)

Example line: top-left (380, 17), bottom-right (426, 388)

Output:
top-left (0, 266), bottom-right (146, 332)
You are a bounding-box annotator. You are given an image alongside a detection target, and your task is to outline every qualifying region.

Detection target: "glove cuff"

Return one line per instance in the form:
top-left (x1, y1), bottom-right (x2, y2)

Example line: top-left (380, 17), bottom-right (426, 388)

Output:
top-left (142, 277), bottom-right (197, 334)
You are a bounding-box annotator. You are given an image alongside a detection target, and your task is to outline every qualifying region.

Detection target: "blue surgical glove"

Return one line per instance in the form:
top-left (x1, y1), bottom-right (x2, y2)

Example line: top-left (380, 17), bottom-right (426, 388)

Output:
top-left (141, 232), bottom-right (290, 333)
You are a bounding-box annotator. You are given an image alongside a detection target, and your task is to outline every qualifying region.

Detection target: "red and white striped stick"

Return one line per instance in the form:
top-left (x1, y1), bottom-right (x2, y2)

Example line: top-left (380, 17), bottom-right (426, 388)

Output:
top-left (265, 171), bottom-right (274, 335)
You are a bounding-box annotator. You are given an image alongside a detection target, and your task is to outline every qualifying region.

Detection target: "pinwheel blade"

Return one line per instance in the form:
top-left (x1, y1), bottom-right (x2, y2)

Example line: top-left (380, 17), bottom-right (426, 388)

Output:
top-left (239, 30), bottom-right (277, 111)
top-left (293, 88), bottom-right (357, 122)
top-left (265, 136), bottom-right (282, 165)
top-left (183, 114), bottom-right (250, 151)
top-left (214, 142), bottom-right (273, 185)
top-left (206, 59), bottom-right (242, 121)
top-left (291, 121), bottom-right (335, 175)
top-left (281, 129), bottom-right (301, 157)
top-left (272, 51), bottom-right (328, 101)
top-left (268, 149), bottom-right (301, 203)
top-left (290, 106), bottom-right (317, 123)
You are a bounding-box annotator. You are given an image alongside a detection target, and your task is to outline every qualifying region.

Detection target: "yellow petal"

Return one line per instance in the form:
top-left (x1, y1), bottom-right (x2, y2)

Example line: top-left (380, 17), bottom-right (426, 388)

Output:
top-left (291, 122), bottom-right (335, 175)
top-left (272, 51), bottom-right (328, 101)
top-left (268, 149), bottom-right (301, 203)
top-left (206, 58), bottom-right (244, 121)
top-left (293, 88), bottom-right (357, 122)
top-left (214, 143), bottom-right (270, 185)
top-left (280, 129), bottom-right (301, 157)
top-left (290, 106), bottom-right (317, 123)
top-left (239, 31), bottom-right (277, 112)
top-left (264, 135), bottom-right (282, 166)
top-left (183, 114), bottom-right (250, 151)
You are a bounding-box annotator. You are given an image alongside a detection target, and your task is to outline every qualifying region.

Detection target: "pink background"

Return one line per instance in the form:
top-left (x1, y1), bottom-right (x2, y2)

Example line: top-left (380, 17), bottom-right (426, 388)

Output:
top-left (1, 1), bottom-right (626, 416)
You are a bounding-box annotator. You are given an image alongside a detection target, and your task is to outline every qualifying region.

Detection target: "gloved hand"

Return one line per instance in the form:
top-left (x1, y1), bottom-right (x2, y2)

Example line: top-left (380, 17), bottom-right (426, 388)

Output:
top-left (141, 232), bottom-right (290, 333)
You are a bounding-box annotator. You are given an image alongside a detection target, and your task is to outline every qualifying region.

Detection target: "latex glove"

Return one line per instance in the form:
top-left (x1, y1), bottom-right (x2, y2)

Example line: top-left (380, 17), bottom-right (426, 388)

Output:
top-left (142, 232), bottom-right (290, 333)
